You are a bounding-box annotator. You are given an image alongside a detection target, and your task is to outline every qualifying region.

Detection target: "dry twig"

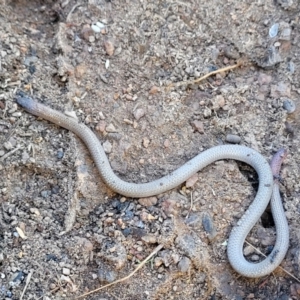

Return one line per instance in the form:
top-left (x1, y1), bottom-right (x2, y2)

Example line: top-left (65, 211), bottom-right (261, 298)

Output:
top-left (0, 145), bottom-right (21, 162)
top-left (75, 244), bottom-right (164, 299)
top-left (66, 3), bottom-right (82, 22)
top-left (20, 270), bottom-right (33, 300)
top-left (167, 60), bottom-right (243, 90)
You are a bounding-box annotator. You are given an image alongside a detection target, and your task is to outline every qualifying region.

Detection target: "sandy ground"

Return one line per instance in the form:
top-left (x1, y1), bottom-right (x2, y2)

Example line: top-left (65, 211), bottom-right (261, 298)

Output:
top-left (1, 0), bottom-right (300, 299)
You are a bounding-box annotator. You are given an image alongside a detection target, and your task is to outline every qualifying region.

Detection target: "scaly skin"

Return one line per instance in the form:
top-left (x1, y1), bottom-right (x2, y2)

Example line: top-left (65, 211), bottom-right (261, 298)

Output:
top-left (16, 92), bottom-right (289, 277)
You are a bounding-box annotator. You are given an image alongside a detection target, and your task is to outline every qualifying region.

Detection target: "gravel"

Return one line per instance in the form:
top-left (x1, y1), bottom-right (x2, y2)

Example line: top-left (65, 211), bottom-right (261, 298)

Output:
top-left (1, 0), bottom-right (299, 299)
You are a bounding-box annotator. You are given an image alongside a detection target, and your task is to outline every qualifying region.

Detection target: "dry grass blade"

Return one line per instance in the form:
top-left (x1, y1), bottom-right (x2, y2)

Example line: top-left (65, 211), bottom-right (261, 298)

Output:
top-left (20, 270), bottom-right (33, 300)
top-left (75, 244), bottom-right (164, 299)
top-left (167, 60), bottom-right (243, 90)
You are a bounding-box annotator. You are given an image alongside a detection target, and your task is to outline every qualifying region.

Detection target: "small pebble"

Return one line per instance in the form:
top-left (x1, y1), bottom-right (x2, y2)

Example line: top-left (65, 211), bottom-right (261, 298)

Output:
top-left (251, 254), bottom-right (260, 261)
top-left (154, 257), bottom-right (163, 267)
top-left (202, 212), bottom-right (217, 241)
top-left (185, 213), bottom-right (201, 227)
top-left (226, 134), bottom-right (241, 144)
top-left (74, 64), bottom-right (87, 79)
top-left (191, 120), bottom-right (204, 133)
top-left (149, 86), bottom-right (159, 94)
top-left (185, 173), bottom-right (198, 188)
top-left (135, 220), bottom-right (145, 228)
top-left (12, 112), bottom-right (22, 117)
top-left (49, 283), bottom-right (56, 289)
top-left (100, 74), bottom-right (108, 83)
top-left (29, 208), bottom-right (40, 216)
top-left (96, 120), bottom-right (106, 133)
top-left (106, 123), bottom-right (117, 132)
top-left (104, 39), bottom-right (115, 56)
top-left (270, 82), bottom-right (291, 98)
top-left (81, 24), bottom-right (94, 41)
top-left (8, 103), bottom-right (18, 113)
top-left (287, 61), bottom-right (295, 74)
top-left (41, 190), bottom-right (51, 198)
top-left (62, 268), bottom-right (70, 276)
top-left (160, 250), bottom-right (172, 267)
top-left (260, 46), bottom-right (282, 68)
top-left (161, 199), bottom-right (178, 216)
top-left (290, 283), bottom-right (300, 297)
top-left (133, 108), bottom-right (145, 121)
top-left (280, 27), bottom-right (291, 41)
top-left (60, 275), bottom-right (71, 283)
top-left (103, 140), bottom-right (112, 153)
top-left (122, 228), bottom-right (132, 237)
top-left (57, 149), bottom-right (64, 159)
top-left (274, 41), bottom-right (281, 47)
top-left (24, 56), bottom-right (38, 67)
top-left (282, 99), bottom-right (296, 113)
top-left (136, 246), bottom-right (143, 252)
top-left (76, 238), bottom-right (94, 257)
top-left (3, 141), bottom-right (13, 151)
top-left (124, 119), bottom-right (133, 125)
top-left (98, 268), bottom-right (117, 283)
top-left (96, 21), bottom-right (106, 29)
top-left (203, 108), bottom-right (212, 118)
top-left (140, 211), bottom-right (148, 221)
top-left (91, 23), bottom-right (101, 33)
top-left (269, 23), bottom-right (279, 38)
top-left (12, 271), bottom-right (25, 282)
top-left (99, 111), bottom-right (105, 120)
top-left (243, 245), bottom-right (255, 256)
top-left (105, 59), bottom-right (110, 69)
top-left (178, 256), bottom-right (191, 273)
top-left (88, 35), bottom-right (95, 43)
top-left (142, 234), bottom-right (157, 244)
top-left (142, 137), bottom-right (150, 148)
top-left (285, 122), bottom-right (294, 134)
top-left (138, 197), bottom-right (157, 207)
top-left (257, 73), bottom-right (272, 85)
top-left (164, 139), bottom-right (170, 148)
top-left (216, 94), bottom-right (225, 108)
top-left (172, 253), bottom-right (180, 264)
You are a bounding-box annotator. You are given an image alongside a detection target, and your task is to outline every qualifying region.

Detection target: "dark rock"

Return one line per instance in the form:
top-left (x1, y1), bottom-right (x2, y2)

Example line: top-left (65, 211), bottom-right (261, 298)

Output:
top-left (185, 213), bottom-right (202, 228)
top-left (178, 256), bottom-right (191, 272)
top-left (202, 212), bottom-right (217, 241)
top-left (57, 149), bottom-right (64, 159)
top-left (122, 228), bottom-right (132, 237)
top-left (98, 267), bottom-right (117, 283)
top-left (257, 46), bottom-right (282, 69)
top-left (282, 99), bottom-right (296, 114)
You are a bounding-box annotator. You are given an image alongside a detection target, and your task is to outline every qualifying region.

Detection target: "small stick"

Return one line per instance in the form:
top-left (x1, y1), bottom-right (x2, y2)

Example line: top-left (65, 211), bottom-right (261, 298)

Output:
top-left (75, 244), bottom-right (164, 299)
top-left (0, 145), bottom-right (21, 162)
top-left (167, 61), bottom-right (243, 89)
top-left (20, 270), bottom-right (33, 300)
top-left (186, 191), bottom-right (193, 218)
top-left (66, 3), bottom-right (82, 22)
